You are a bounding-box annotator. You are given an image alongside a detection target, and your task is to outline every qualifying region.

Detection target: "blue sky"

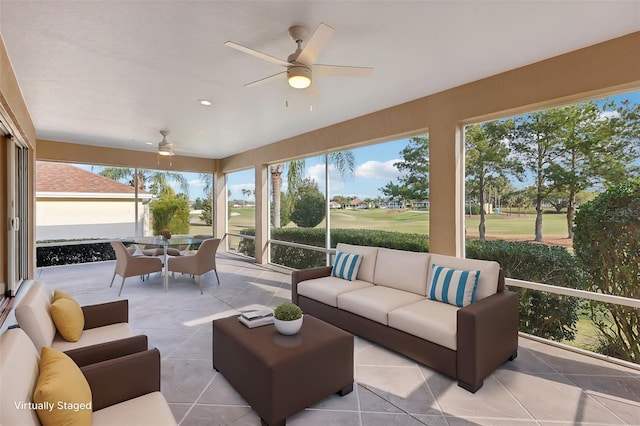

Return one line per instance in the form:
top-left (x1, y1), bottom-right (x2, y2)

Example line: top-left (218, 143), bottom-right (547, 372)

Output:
top-left (76, 90), bottom-right (639, 201)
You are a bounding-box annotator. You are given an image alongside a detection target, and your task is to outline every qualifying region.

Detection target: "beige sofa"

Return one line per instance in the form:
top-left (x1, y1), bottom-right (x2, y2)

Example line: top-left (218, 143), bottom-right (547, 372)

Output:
top-left (0, 328), bottom-right (176, 426)
top-left (292, 243), bottom-right (518, 392)
top-left (15, 281), bottom-right (138, 352)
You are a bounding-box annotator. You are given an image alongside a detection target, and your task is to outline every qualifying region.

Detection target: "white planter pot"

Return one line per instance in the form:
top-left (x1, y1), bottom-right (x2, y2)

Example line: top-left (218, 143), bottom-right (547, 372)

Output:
top-left (274, 316), bottom-right (303, 335)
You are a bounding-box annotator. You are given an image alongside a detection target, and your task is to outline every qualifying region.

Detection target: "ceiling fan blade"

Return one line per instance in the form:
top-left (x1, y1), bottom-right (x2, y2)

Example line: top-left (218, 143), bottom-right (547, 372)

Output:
top-left (224, 41), bottom-right (290, 67)
top-left (245, 71), bottom-right (287, 87)
top-left (314, 64), bottom-right (374, 77)
top-left (296, 22), bottom-right (334, 66)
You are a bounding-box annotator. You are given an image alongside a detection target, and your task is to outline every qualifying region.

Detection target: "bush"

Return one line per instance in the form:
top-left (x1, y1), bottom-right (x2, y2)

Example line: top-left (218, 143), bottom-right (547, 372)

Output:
top-left (151, 198), bottom-right (190, 235)
top-left (274, 302), bottom-right (303, 321)
top-left (37, 241), bottom-right (115, 267)
top-left (237, 228), bottom-right (429, 269)
top-left (290, 179), bottom-right (325, 228)
top-left (573, 178), bottom-right (640, 363)
top-left (466, 239), bottom-right (583, 342)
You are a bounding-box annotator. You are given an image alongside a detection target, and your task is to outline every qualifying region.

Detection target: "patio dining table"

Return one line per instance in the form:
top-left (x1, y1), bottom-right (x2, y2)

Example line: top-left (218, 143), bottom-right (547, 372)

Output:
top-left (120, 236), bottom-right (206, 292)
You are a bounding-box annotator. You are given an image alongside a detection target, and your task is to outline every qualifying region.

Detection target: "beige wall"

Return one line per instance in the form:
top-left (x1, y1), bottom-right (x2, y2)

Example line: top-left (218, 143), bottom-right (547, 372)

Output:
top-left (36, 140), bottom-right (217, 174)
top-left (36, 199), bottom-right (151, 240)
top-left (220, 32), bottom-right (640, 257)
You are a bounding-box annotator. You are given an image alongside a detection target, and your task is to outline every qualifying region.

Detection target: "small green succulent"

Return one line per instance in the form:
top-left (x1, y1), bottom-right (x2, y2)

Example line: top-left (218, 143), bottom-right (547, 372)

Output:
top-left (274, 302), bottom-right (303, 321)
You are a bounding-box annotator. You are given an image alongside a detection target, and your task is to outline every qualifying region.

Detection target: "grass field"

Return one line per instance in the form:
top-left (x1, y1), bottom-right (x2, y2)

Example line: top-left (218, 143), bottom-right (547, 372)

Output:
top-left (224, 207), bottom-right (572, 245)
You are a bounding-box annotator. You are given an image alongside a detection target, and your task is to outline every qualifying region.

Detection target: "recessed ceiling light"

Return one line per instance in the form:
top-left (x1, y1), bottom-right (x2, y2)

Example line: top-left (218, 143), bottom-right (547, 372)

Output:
top-left (198, 99), bottom-right (212, 106)
top-left (145, 142), bottom-right (153, 145)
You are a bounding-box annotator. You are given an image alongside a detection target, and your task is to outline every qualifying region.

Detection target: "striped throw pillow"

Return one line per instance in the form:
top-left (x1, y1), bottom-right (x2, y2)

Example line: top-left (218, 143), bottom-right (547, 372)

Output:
top-left (331, 251), bottom-right (362, 281)
top-left (428, 264), bottom-right (480, 307)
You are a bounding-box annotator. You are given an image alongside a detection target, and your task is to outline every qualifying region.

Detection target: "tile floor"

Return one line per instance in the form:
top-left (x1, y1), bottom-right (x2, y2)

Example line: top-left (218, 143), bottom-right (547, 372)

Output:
top-left (25, 254), bottom-right (640, 425)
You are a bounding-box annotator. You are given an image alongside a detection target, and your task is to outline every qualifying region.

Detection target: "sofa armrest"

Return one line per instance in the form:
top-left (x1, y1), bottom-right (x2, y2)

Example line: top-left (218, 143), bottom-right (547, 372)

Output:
top-left (81, 348), bottom-right (161, 411)
top-left (64, 335), bottom-right (148, 367)
top-left (456, 290), bottom-right (518, 393)
top-left (82, 300), bottom-right (129, 329)
top-left (291, 266), bottom-right (333, 304)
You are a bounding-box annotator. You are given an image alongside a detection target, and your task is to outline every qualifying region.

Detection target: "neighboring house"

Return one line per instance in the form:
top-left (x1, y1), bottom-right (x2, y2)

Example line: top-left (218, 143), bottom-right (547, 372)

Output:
top-left (411, 200), bottom-right (430, 209)
top-left (379, 200), bottom-right (406, 209)
top-left (329, 201), bottom-right (341, 209)
top-left (344, 198), bottom-right (370, 209)
top-left (36, 162), bottom-right (153, 240)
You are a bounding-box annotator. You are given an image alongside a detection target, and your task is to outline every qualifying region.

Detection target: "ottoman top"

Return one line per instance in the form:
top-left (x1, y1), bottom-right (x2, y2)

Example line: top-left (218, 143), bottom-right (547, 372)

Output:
top-left (213, 314), bottom-right (352, 367)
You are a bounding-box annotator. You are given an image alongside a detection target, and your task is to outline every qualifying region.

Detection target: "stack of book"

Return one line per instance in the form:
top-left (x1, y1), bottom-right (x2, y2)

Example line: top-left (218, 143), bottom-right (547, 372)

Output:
top-left (238, 309), bottom-right (274, 328)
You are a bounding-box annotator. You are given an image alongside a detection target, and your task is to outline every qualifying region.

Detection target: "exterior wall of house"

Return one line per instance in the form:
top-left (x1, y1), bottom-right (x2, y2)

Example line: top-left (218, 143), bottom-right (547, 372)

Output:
top-left (35, 199), bottom-right (150, 240)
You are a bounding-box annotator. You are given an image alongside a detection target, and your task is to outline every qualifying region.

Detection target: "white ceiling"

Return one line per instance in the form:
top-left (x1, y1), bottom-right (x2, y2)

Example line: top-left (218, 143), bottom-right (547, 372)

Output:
top-left (1, 1), bottom-right (638, 159)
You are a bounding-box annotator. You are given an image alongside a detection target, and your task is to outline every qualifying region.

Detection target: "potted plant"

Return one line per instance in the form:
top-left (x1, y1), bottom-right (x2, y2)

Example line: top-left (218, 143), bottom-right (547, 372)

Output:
top-left (273, 302), bottom-right (304, 335)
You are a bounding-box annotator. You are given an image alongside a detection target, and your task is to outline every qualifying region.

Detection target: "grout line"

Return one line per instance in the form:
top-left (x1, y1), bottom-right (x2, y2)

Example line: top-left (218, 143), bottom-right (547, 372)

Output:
top-left (177, 373), bottom-right (218, 426)
top-left (492, 371), bottom-right (540, 425)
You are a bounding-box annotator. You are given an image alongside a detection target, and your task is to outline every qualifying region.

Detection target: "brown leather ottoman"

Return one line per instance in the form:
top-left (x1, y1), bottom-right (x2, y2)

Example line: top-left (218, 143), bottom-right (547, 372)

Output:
top-left (212, 315), bottom-right (353, 426)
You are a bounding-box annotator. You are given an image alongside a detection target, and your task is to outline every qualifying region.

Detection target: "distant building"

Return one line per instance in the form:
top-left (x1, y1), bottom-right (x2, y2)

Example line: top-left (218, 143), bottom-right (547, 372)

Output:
top-left (329, 201), bottom-right (341, 209)
top-left (411, 200), bottom-right (430, 209)
top-left (36, 162), bottom-right (153, 240)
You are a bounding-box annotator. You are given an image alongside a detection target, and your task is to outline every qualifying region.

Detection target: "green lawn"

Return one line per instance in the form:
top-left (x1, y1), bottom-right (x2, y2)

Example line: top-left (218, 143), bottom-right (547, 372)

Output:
top-left (223, 207), bottom-right (572, 243)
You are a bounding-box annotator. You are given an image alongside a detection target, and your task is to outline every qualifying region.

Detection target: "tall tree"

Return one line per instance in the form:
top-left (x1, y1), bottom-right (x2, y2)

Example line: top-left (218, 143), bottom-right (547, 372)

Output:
top-left (380, 136), bottom-right (429, 204)
top-left (511, 109), bottom-right (566, 242)
top-left (465, 120), bottom-right (521, 240)
top-left (551, 100), bottom-right (639, 238)
top-left (100, 167), bottom-right (189, 198)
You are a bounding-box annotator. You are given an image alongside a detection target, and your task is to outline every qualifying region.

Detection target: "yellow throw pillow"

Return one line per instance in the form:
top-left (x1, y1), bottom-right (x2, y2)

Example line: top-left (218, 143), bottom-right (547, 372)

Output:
top-left (33, 347), bottom-right (93, 426)
top-left (50, 298), bottom-right (85, 342)
top-left (53, 289), bottom-right (75, 301)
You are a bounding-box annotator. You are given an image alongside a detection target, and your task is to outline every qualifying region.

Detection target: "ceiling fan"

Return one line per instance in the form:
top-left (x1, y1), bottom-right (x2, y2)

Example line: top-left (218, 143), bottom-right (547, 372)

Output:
top-left (224, 22), bottom-right (373, 89)
top-left (157, 130), bottom-right (174, 156)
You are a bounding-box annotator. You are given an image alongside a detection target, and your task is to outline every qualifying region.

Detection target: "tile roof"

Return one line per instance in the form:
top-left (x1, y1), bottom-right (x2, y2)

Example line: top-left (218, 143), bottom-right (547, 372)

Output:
top-left (36, 161), bottom-right (151, 194)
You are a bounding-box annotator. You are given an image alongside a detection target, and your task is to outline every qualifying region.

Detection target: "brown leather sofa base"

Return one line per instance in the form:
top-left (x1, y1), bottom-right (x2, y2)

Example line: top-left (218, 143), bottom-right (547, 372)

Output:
top-left (212, 315), bottom-right (353, 426)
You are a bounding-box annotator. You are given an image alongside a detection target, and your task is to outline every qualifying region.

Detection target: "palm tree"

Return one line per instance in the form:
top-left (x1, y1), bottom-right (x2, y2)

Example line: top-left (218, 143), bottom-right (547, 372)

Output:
top-left (271, 151), bottom-right (355, 228)
top-left (100, 167), bottom-right (189, 197)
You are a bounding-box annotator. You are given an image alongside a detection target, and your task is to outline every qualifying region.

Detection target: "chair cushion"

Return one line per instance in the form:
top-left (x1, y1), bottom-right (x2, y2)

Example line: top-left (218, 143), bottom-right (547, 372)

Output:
top-left (297, 276), bottom-right (374, 307)
top-left (331, 251), bottom-right (362, 281)
top-left (0, 329), bottom-right (41, 426)
top-left (33, 347), bottom-right (92, 426)
top-left (388, 299), bottom-right (459, 350)
top-left (337, 286), bottom-right (424, 325)
top-left (92, 392), bottom-right (177, 426)
top-left (427, 264), bottom-right (479, 307)
top-left (335, 243), bottom-right (379, 283)
top-left (50, 297), bottom-right (85, 342)
top-left (15, 281), bottom-right (57, 351)
top-left (373, 248), bottom-right (431, 295)
top-left (51, 323), bottom-right (135, 352)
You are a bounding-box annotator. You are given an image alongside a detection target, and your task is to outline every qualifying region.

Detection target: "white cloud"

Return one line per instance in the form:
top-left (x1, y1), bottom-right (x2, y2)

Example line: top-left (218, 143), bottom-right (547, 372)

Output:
top-left (306, 164), bottom-right (347, 192)
top-left (189, 179), bottom-right (204, 188)
top-left (598, 110), bottom-right (620, 121)
top-left (229, 183), bottom-right (255, 192)
top-left (355, 159), bottom-right (401, 180)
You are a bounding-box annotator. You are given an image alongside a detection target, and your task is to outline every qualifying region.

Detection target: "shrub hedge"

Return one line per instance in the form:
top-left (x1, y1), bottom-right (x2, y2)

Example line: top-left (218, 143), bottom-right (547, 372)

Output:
top-left (37, 241), bottom-right (115, 267)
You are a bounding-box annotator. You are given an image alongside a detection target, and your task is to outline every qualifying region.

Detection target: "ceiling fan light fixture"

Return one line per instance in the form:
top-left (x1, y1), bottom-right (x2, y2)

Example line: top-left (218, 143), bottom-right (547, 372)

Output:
top-left (158, 145), bottom-right (172, 156)
top-left (287, 65), bottom-right (311, 89)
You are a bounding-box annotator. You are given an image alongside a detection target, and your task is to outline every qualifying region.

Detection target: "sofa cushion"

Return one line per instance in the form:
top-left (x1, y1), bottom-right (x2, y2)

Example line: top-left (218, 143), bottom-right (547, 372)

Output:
top-left (373, 248), bottom-right (431, 295)
top-left (331, 251), bottom-right (362, 281)
top-left (429, 254), bottom-right (500, 301)
top-left (51, 323), bottom-right (135, 352)
top-left (15, 281), bottom-right (57, 352)
top-left (33, 347), bottom-right (93, 426)
top-left (428, 264), bottom-right (479, 307)
top-left (388, 299), bottom-right (459, 350)
top-left (50, 297), bottom-right (85, 342)
top-left (0, 329), bottom-right (41, 426)
top-left (337, 286), bottom-right (425, 325)
top-left (92, 392), bottom-right (177, 426)
top-left (335, 243), bottom-right (379, 283)
top-left (297, 276), bottom-right (374, 307)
